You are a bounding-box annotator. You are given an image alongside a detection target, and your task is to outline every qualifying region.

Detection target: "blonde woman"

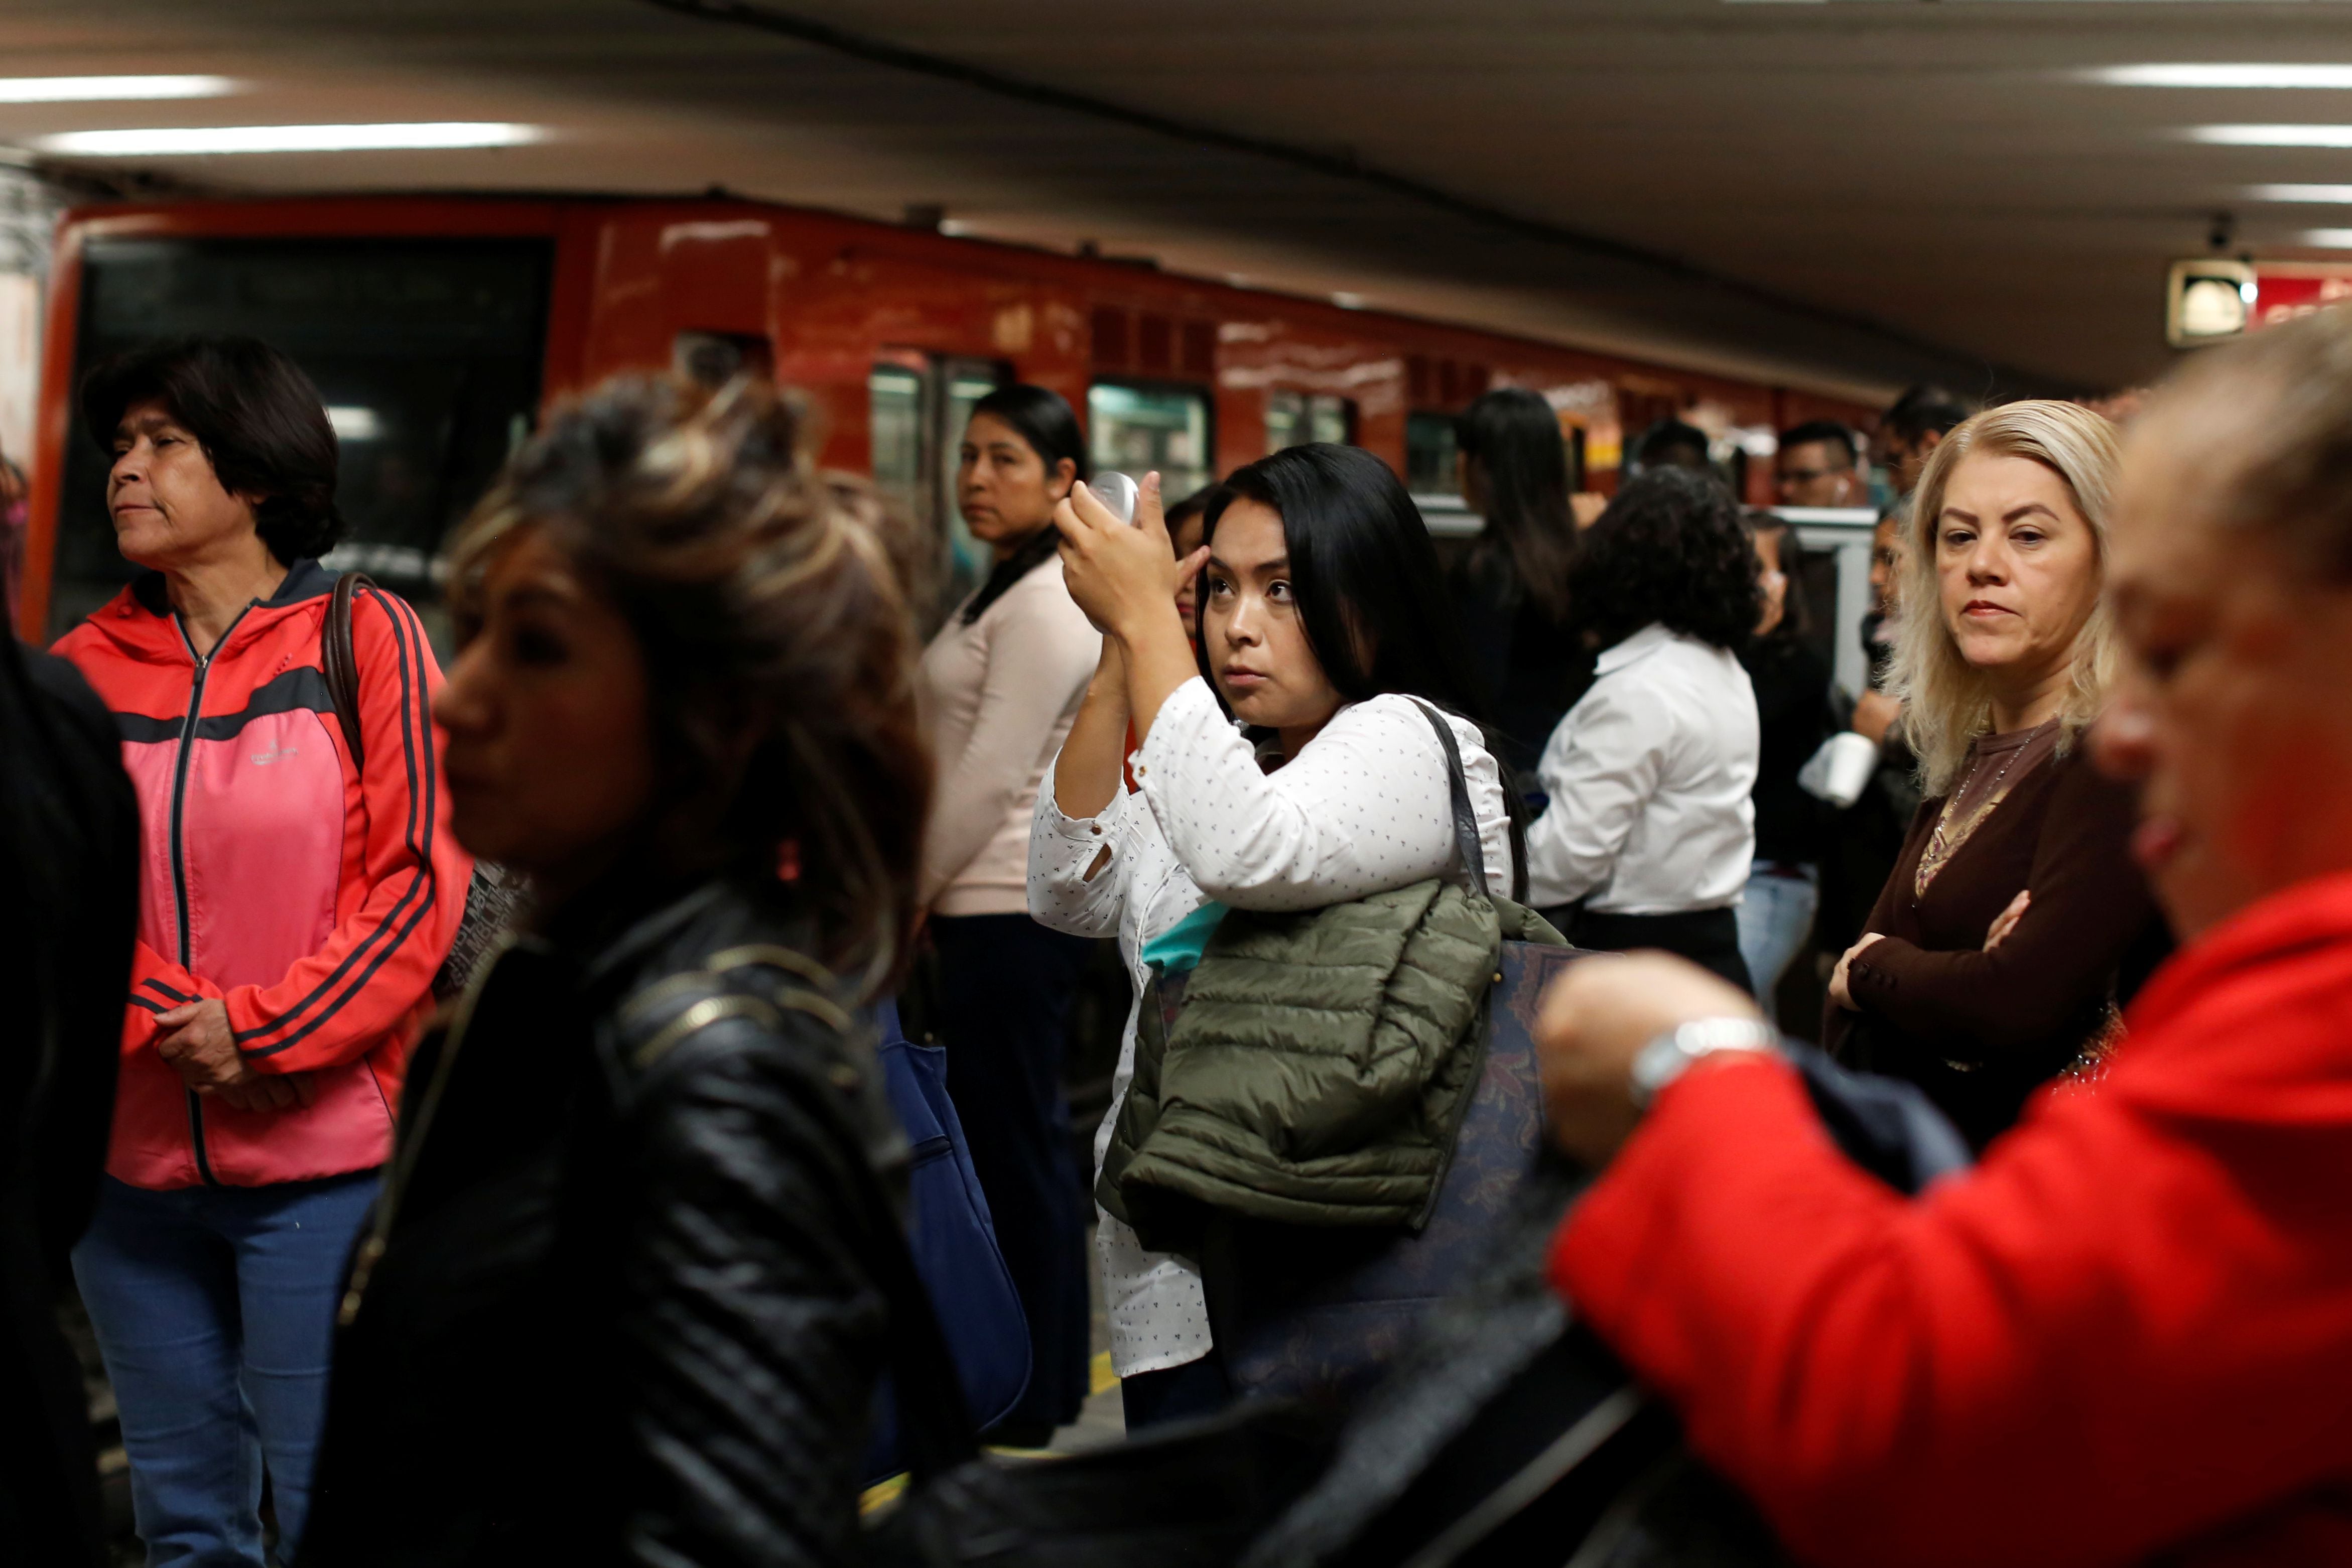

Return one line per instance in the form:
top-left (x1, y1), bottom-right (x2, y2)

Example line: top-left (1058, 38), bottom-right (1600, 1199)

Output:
top-left (1823, 401), bottom-right (2167, 1148)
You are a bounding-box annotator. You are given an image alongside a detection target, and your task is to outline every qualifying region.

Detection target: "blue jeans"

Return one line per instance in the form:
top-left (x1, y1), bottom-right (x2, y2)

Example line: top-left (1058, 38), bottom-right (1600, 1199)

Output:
top-left (1735, 862), bottom-right (1820, 1027)
top-left (73, 1171), bottom-right (378, 1567)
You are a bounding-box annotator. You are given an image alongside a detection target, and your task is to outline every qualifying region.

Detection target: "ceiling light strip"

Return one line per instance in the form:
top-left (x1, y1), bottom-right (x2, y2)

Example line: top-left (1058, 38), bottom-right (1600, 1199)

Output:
top-left (0, 75), bottom-right (236, 103)
top-left (2093, 65), bottom-right (2352, 90)
top-left (33, 122), bottom-right (545, 156)
top-left (2190, 125), bottom-right (2352, 148)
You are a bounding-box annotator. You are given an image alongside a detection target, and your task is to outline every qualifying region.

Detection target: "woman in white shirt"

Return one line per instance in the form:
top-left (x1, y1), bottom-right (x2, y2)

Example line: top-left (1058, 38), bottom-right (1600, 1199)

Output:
top-left (1030, 443), bottom-right (1514, 1427)
top-left (1523, 466), bottom-right (1763, 990)
top-left (916, 384), bottom-right (1102, 1443)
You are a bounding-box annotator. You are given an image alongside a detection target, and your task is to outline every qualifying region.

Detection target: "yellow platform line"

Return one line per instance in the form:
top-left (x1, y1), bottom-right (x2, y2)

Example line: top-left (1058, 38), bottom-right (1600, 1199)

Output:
top-left (858, 1353), bottom-right (1122, 1513)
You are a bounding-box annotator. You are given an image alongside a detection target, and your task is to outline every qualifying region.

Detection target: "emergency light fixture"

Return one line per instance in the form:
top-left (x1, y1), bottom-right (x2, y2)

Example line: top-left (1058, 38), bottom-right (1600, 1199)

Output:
top-left (2166, 258), bottom-right (2258, 348)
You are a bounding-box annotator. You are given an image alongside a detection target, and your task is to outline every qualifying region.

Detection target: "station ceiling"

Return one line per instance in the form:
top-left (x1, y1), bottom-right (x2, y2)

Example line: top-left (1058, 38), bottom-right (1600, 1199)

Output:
top-left (5, 1), bottom-right (2349, 403)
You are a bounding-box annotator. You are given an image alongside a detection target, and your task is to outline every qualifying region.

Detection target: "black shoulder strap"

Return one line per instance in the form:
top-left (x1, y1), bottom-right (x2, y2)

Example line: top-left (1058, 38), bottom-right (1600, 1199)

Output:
top-left (1411, 699), bottom-right (1526, 904)
top-left (320, 571), bottom-right (374, 768)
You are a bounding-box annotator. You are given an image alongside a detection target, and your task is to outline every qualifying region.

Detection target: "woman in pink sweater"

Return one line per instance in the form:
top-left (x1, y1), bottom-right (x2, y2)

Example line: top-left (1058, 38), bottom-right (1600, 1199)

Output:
top-left (915, 384), bottom-right (1103, 1443)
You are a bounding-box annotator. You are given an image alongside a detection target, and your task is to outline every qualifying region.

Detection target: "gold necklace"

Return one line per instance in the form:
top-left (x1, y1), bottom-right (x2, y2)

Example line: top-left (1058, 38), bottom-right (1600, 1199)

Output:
top-left (1916, 725), bottom-right (2045, 895)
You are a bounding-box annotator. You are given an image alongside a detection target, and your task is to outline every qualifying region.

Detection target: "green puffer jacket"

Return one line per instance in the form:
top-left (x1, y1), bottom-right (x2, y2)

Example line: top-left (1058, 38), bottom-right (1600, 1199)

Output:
top-left (1099, 878), bottom-right (1563, 1253)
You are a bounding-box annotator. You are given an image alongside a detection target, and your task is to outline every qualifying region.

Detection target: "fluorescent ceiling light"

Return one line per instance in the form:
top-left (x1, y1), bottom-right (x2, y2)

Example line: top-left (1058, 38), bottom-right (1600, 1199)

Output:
top-left (2302, 229), bottom-right (2352, 248)
top-left (0, 75), bottom-right (236, 103)
top-left (2093, 65), bottom-right (2352, 89)
top-left (2248, 184), bottom-right (2352, 203)
top-left (326, 407), bottom-right (381, 441)
top-left (2189, 124), bottom-right (2352, 147)
top-left (33, 122), bottom-right (544, 157)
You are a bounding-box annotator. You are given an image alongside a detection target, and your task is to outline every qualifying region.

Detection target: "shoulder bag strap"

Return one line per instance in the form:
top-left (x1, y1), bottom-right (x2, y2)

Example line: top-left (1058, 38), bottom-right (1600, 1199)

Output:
top-left (1409, 699), bottom-right (1500, 902)
top-left (321, 571), bottom-right (375, 769)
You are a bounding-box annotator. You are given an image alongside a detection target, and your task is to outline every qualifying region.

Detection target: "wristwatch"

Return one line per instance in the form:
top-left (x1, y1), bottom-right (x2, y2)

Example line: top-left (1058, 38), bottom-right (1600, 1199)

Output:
top-left (1629, 1017), bottom-right (1782, 1110)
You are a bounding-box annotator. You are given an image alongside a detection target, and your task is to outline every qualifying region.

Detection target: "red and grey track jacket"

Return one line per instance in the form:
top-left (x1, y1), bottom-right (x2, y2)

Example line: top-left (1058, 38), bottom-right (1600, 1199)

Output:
top-left (55, 560), bottom-right (470, 1190)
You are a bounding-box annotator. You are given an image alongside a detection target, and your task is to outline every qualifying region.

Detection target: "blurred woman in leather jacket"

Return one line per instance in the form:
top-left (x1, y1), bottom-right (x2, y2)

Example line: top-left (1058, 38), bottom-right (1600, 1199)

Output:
top-left (300, 375), bottom-right (931, 1566)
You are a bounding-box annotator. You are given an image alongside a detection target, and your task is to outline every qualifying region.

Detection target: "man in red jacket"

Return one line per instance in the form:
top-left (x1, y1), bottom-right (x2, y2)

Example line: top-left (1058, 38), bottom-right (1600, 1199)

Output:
top-left (1536, 310), bottom-right (2352, 1567)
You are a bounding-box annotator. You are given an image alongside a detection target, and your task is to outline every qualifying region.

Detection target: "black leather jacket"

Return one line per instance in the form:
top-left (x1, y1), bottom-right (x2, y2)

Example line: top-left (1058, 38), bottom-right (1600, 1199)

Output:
top-left (301, 877), bottom-right (905, 1567)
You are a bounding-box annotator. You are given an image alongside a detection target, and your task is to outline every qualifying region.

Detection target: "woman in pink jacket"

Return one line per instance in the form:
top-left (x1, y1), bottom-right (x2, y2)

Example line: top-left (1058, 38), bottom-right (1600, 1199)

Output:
top-left (54, 336), bottom-right (467, 1568)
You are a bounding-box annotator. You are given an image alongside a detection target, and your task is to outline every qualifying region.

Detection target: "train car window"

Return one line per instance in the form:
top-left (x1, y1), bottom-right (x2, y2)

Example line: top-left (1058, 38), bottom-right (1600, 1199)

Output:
top-left (871, 351), bottom-right (1006, 630)
top-left (1405, 410), bottom-right (1459, 494)
top-left (1266, 390), bottom-right (1356, 451)
top-left (940, 363), bottom-right (1005, 602)
top-left (869, 361), bottom-right (929, 525)
top-left (53, 236), bottom-right (551, 646)
top-left (1087, 379), bottom-right (1212, 501)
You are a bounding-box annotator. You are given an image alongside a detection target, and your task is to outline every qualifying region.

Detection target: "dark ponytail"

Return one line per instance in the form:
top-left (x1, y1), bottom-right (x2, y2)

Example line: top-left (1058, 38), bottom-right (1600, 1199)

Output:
top-left (960, 384), bottom-right (1088, 625)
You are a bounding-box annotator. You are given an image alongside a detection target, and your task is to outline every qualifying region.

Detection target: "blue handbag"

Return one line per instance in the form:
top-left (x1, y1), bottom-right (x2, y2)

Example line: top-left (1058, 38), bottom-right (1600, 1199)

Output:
top-left (865, 998), bottom-right (1031, 1479)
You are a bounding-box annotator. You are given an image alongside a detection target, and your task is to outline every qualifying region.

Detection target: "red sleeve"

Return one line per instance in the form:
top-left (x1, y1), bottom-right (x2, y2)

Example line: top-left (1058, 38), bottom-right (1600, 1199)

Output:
top-left (225, 588), bottom-right (471, 1074)
top-left (1551, 1044), bottom-right (2352, 1568)
top-left (122, 938), bottom-right (223, 1055)
top-left (1846, 759), bottom-right (2156, 1054)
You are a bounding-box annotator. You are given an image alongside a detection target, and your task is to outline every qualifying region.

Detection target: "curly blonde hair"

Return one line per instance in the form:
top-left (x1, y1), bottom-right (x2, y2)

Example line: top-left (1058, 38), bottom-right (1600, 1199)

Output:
top-left (1887, 399), bottom-right (2122, 796)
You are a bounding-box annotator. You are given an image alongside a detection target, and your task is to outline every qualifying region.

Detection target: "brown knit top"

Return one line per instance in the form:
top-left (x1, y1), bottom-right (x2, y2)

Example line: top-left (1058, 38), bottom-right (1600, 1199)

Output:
top-left (1823, 727), bottom-right (2169, 1148)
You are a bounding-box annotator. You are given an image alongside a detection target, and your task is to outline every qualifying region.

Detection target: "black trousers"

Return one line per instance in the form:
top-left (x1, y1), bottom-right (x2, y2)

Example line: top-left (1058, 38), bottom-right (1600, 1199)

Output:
top-left (1543, 904), bottom-right (1755, 996)
top-left (933, 913), bottom-right (1095, 1432)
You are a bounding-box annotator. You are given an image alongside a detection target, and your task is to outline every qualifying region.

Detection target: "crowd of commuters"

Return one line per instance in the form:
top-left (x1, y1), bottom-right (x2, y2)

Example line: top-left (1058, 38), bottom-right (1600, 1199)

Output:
top-left (12, 297), bottom-right (2352, 1568)
top-left (1537, 304), bottom-right (2352, 1568)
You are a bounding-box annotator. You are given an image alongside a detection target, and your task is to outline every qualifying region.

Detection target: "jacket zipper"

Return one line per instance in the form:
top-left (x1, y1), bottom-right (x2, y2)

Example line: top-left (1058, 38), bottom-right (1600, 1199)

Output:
top-left (170, 606), bottom-right (253, 1188)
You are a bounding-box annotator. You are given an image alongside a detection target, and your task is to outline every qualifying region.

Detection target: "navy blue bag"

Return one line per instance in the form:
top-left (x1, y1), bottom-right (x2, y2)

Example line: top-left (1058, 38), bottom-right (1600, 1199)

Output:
top-left (865, 998), bottom-right (1031, 1480)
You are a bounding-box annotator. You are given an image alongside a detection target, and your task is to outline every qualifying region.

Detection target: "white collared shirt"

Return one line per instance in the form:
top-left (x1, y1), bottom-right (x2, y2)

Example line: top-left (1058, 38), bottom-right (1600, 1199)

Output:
top-left (1027, 677), bottom-right (1511, 1376)
top-left (1523, 622), bottom-right (1759, 914)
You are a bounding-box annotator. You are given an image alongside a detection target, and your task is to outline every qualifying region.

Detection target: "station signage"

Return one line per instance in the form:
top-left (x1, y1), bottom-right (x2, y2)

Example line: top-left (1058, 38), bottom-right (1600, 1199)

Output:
top-left (2168, 258), bottom-right (2352, 348)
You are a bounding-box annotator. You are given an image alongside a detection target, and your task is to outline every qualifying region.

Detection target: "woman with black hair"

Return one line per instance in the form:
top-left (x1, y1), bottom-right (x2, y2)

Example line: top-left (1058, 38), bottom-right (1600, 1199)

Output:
top-left (1523, 466), bottom-right (1761, 989)
top-left (1030, 443), bottom-right (1513, 1427)
top-left (1449, 388), bottom-right (1586, 777)
top-left (915, 382), bottom-right (1102, 1442)
top-left (52, 335), bottom-right (468, 1565)
top-left (1737, 512), bottom-right (1834, 1025)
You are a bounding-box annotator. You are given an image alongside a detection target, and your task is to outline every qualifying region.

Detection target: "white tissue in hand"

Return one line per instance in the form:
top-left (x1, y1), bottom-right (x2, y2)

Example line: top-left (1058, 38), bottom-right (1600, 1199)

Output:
top-left (1798, 731), bottom-right (1880, 809)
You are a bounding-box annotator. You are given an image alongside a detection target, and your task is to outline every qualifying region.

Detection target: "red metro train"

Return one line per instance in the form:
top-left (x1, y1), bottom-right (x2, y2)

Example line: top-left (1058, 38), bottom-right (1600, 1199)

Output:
top-left (20, 193), bottom-right (1877, 640)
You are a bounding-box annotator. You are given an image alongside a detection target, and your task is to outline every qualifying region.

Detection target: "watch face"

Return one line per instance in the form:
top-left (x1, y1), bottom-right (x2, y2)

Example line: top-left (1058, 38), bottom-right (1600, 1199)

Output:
top-left (1631, 1020), bottom-right (1778, 1109)
top-left (1629, 1032), bottom-right (1690, 1109)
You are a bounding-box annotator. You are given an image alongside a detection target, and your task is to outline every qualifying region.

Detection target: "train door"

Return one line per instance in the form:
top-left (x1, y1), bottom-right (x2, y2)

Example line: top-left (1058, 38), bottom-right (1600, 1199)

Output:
top-left (869, 349), bottom-right (1006, 626)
